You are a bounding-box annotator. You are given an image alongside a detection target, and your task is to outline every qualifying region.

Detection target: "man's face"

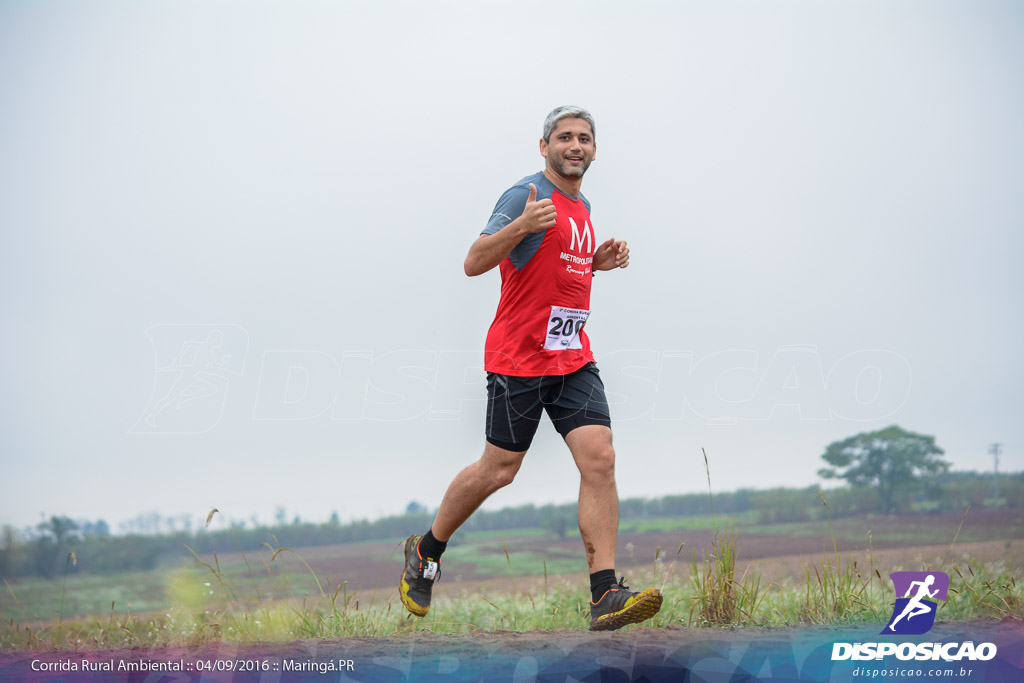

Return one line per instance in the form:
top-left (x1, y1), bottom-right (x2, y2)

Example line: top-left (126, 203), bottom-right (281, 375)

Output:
top-left (540, 117), bottom-right (596, 179)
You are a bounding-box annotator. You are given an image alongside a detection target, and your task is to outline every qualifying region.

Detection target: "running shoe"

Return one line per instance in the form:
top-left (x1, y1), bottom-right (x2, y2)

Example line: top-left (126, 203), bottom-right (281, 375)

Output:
top-left (589, 576), bottom-right (663, 631)
top-left (399, 534), bottom-right (440, 617)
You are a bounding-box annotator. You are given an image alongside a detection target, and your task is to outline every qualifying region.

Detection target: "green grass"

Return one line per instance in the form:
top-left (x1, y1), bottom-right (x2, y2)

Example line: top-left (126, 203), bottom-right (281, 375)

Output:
top-left (2, 568), bottom-right (174, 622)
top-left (0, 562), bottom-right (336, 625)
top-left (0, 534), bottom-right (578, 626)
top-left (737, 515), bottom-right (1024, 544)
top-left (442, 545), bottom-right (582, 578)
top-left (458, 528), bottom-right (549, 542)
top-left (3, 503), bottom-right (1022, 650)
top-left (4, 549), bottom-right (1019, 650)
top-left (620, 512), bottom-right (758, 534)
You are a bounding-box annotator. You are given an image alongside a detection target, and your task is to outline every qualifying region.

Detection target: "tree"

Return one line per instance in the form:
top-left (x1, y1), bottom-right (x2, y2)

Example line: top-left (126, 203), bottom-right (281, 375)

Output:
top-left (818, 425), bottom-right (949, 513)
top-left (37, 516), bottom-right (79, 544)
top-left (81, 519), bottom-right (110, 537)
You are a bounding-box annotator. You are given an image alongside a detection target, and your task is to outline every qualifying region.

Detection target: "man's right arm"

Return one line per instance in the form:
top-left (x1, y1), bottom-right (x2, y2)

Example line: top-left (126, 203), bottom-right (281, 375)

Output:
top-left (464, 183), bottom-right (557, 277)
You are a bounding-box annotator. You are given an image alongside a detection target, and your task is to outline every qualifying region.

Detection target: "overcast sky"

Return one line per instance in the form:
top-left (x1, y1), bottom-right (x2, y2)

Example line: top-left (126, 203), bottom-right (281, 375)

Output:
top-left (2, 0), bottom-right (1022, 535)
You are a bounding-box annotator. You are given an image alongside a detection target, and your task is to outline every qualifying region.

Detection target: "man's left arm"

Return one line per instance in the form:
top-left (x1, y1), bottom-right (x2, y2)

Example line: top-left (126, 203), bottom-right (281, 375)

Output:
top-left (593, 237), bottom-right (630, 271)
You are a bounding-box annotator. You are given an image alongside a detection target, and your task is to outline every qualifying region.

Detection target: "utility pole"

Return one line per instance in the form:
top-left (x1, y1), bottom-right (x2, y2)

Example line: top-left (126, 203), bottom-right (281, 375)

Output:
top-left (990, 443), bottom-right (1002, 503)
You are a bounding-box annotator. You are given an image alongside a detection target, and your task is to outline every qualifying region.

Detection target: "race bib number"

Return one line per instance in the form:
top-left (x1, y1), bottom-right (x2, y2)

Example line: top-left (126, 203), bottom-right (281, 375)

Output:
top-left (545, 306), bottom-right (590, 351)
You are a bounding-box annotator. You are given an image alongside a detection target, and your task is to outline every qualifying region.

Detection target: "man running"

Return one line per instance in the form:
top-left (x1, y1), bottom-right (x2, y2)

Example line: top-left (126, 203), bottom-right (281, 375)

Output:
top-left (888, 574), bottom-right (939, 631)
top-left (400, 106), bottom-right (663, 631)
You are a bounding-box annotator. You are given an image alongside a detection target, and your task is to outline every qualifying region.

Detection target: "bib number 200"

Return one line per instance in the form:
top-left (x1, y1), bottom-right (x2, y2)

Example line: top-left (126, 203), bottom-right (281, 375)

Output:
top-left (545, 306), bottom-right (590, 351)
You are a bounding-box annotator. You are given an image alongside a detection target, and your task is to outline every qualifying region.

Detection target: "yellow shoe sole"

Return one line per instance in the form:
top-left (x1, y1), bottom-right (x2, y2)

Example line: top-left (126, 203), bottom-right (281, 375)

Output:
top-left (589, 587), bottom-right (663, 631)
top-left (399, 576), bottom-right (429, 617)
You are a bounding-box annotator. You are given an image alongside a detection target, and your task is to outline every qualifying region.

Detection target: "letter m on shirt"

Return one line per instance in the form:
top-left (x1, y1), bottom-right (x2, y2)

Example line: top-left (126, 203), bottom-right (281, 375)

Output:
top-left (568, 217), bottom-right (593, 254)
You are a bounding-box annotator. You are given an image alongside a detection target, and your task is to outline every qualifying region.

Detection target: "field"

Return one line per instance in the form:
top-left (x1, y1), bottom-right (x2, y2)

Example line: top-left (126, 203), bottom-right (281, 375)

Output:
top-left (1, 508), bottom-right (1022, 651)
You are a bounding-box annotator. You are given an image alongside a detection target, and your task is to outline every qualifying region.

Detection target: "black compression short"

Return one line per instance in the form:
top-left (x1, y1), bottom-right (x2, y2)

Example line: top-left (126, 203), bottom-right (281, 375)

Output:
top-left (485, 362), bottom-right (612, 452)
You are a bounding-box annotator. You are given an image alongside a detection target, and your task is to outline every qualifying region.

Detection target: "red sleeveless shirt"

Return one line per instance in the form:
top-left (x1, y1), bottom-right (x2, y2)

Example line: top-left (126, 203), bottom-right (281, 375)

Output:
top-left (481, 173), bottom-right (596, 377)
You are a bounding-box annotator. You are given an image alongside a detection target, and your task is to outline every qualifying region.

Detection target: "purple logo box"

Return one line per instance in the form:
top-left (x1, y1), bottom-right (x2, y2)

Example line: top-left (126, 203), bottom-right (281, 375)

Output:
top-left (890, 571), bottom-right (949, 601)
top-left (882, 571), bottom-right (950, 635)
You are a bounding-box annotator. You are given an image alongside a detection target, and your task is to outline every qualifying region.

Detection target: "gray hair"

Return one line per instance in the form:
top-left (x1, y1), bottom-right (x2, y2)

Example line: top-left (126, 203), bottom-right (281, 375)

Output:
top-left (542, 105), bottom-right (596, 143)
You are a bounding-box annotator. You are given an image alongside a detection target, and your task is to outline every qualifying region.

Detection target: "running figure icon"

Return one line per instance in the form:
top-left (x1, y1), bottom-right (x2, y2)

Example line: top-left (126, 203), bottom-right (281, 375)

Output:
top-left (143, 329), bottom-right (231, 426)
top-left (887, 574), bottom-right (939, 632)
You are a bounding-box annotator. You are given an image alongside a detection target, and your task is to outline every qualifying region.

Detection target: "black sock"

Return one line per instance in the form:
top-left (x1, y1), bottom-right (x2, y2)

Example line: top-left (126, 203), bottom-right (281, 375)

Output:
top-left (590, 569), bottom-right (617, 603)
top-left (419, 529), bottom-right (448, 560)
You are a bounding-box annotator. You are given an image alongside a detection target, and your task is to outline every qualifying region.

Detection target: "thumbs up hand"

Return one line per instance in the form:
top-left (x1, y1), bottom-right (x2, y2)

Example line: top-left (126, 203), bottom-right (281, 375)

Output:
top-left (518, 183), bottom-right (558, 234)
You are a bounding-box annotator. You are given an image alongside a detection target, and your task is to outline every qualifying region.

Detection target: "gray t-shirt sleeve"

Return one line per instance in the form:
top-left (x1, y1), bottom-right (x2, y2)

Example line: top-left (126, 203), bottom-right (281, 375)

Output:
top-left (483, 184), bottom-right (531, 236)
top-left (480, 180), bottom-right (548, 270)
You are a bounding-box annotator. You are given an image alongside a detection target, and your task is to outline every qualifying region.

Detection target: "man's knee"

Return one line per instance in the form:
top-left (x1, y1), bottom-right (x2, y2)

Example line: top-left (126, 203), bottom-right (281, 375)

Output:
top-left (567, 426), bottom-right (616, 479)
top-left (486, 458), bottom-right (520, 489)
top-left (584, 444), bottom-right (616, 479)
top-left (480, 443), bottom-right (525, 490)
top-left (492, 465), bottom-right (518, 489)
top-left (574, 438), bottom-right (615, 481)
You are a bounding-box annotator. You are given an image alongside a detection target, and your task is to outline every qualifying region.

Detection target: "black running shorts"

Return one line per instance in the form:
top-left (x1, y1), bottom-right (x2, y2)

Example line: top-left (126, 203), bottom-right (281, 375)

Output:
top-left (485, 362), bottom-right (612, 452)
